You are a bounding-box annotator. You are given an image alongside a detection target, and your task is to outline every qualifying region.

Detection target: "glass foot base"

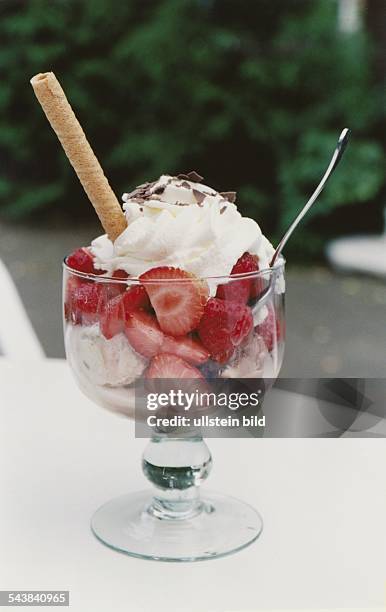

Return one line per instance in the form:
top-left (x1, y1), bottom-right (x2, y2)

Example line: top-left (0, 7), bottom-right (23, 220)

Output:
top-left (91, 489), bottom-right (263, 562)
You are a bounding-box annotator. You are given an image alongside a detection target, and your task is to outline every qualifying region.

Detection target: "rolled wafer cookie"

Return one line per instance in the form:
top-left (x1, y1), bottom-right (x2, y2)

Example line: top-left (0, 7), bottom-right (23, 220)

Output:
top-left (30, 72), bottom-right (127, 242)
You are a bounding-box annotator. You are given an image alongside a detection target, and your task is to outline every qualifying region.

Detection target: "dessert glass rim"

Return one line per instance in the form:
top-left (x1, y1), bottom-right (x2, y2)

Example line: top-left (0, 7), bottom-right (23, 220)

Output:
top-left (63, 255), bottom-right (285, 284)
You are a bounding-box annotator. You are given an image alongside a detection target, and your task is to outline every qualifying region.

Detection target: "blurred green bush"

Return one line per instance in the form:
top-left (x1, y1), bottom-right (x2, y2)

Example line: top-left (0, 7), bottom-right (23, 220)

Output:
top-left (0, 0), bottom-right (384, 258)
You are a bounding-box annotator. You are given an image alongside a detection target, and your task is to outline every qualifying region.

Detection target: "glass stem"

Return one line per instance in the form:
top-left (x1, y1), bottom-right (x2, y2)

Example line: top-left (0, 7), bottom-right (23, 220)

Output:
top-left (142, 433), bottom-right (212, 520)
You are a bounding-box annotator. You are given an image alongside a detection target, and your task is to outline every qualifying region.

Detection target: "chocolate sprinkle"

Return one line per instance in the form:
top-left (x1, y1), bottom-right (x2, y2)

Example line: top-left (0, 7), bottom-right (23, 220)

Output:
top-left (219, 191), bottom-right (237, 203)
top-left (220, 205), bottom-right (227, 214)
top-left (193, 189), bottom-right (206, 206)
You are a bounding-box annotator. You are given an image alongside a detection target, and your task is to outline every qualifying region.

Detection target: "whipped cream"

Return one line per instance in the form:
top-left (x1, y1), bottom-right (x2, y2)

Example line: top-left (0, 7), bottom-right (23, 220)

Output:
top-left (91, 174), bottom-right (275, 282)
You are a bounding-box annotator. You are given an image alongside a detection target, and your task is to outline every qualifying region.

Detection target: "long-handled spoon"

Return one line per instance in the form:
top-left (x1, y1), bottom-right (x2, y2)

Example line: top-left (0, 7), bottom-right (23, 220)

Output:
top-left (270, 127), bottom-right (350, 267)
top-left (256, 128), bottom-right (350, 309)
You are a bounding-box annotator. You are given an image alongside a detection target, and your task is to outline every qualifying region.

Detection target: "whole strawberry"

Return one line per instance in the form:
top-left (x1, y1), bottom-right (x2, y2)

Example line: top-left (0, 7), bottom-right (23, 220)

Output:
top-left (216, 252), bottom-right (259, 303)
top-left (198, 298), bottom-right (253, 363)
top-left (66, 247), bottom-right (103, 275)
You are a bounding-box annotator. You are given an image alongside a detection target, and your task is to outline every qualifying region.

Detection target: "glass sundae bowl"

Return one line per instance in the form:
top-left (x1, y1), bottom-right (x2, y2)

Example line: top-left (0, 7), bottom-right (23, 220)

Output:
top-left (31, 70), bottom-right (345, 563)
top-left (63, 257), bottom-right (285, 561)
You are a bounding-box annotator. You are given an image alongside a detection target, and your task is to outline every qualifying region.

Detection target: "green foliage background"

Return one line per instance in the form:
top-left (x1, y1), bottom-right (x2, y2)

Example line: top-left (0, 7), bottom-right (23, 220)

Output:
top-left (0, 0), bottom-right (384, 258)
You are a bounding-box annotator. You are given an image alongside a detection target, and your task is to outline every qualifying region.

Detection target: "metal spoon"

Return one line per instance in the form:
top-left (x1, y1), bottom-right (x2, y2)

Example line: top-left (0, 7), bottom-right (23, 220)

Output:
top-left (255, 128), bottom-right (350, 309)
top-left (270, 127), bottom-right (350, 267)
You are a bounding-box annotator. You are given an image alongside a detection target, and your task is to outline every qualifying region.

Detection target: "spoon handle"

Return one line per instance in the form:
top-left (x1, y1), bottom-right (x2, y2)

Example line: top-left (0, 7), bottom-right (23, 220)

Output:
top-left (270, 128), bottom-right (350, 267)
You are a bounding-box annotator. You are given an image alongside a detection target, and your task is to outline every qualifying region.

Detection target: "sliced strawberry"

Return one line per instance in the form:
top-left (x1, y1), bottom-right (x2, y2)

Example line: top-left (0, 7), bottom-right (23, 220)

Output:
top-left (100, 294), bottom-right (125, 339)
top-left (146, 353), bottom-right (205, 380)
top-left (101, 282), bottom-right (123, 302)
top-left (100, 285), bottom-right (150, 339)
top-left (161, 334), bottom-right (209, 365)
top-left (121, 285), bottom-right (150, 313)
top-left (140, 267), bottom-right (208, 336)
top-left (256, 308), bottom-right (284, 352)
top-left (216, 252), bottom-right (259, 303)
top-left (72, 283), bottom-right (105, 313)
top-left (66, 247), bottom-right (103, 275)
top-left (125, 310), bottom-right (164, 357)
top-left (64, 275), bottom-right (83, 324)
top-left (198, 298), bottom-right (253, 363)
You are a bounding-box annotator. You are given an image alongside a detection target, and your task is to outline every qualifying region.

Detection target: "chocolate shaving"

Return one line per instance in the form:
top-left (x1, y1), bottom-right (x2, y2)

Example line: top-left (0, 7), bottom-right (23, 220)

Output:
top-left (181, 181), bottom-right (191, 189)
top-left (176, 171), bottom-right (204, 183)
top-left (126, 188), bottom-right (146, 199)
top-left (220, 205), bottom-right (227, 214)
top-left (193, 189), bottom-right (206, 206)
top-left (219, 191), bottom-right (237, 203)
top-left (125, 180), bottom-right (156, 200)
top-left (187, 171), bottom-right (204, 183)
top-left (153, 185), bottom-right (165, 195)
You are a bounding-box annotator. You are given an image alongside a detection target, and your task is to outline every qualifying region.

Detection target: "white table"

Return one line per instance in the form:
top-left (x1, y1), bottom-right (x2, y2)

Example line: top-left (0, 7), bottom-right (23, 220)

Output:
top-left (1, 358), bottom-right (385, 612)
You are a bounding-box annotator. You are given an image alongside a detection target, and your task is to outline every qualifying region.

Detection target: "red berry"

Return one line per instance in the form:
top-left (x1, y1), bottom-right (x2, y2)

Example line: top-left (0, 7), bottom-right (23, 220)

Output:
top-left (233, 252), bottom-right (259, 275)
top-left (73, 283), bottom-right (104, 313)
top-left (124, 301), bottom-right (210, 366)
top-left (146, 353), bottom-right (205, 380)
top-left (216, 252), bottom-right (259, 303)
top-left (66, 248), bottom-right (102, 275)
top-left (71, 282), bottom-right (106, 324)
top-left (125, 311), bottom-right (164, 358)
top-left (198, 298), bottom-right (253, 363)
top-left (100, 285), bottom-right (150, 339)
top-left (112, 269), bottom-right (129, 279)
top-left (121, 285), bottom-right (150, 313)
top-left (64, 276), bottom-right (83, 324)
top-left (100, 295), bottom-right (125, 339)
top-left (256, 308), bottom-right (283, 352)
top-left (161, 334), bottom-right (209, 365)
top-left (216, 278), bottom-right (250, 303)
top-left (140, 267), bottom-right (208, 336)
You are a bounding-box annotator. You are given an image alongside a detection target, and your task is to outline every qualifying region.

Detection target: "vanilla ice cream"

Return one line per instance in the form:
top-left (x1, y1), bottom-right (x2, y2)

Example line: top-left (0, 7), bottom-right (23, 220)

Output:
top-left (66, 324), bottom-right (147, 387)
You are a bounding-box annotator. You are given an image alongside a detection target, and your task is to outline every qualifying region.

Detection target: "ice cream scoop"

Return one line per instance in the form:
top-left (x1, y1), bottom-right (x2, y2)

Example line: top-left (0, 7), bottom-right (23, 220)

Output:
top-left (66, 324), bottom-right (147, 386)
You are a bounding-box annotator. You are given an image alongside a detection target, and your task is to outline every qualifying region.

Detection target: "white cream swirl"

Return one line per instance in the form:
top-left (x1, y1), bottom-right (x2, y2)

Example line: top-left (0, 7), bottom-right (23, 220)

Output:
top-left (91, 174), bottom-right (275, 281)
